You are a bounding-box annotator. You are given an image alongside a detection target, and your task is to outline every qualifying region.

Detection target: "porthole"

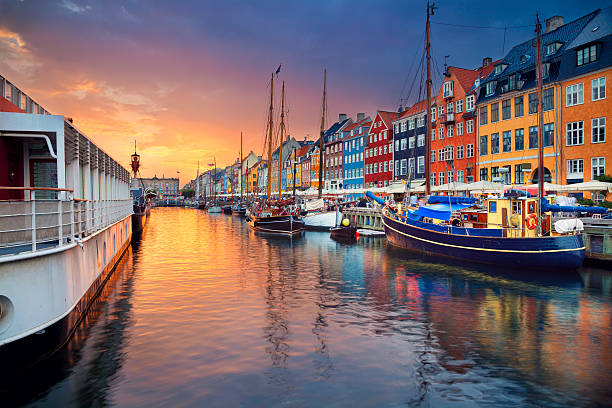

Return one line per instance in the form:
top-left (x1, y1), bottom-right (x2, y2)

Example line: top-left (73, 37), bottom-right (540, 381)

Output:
top-left (0, 295), bottom-right (15, 334)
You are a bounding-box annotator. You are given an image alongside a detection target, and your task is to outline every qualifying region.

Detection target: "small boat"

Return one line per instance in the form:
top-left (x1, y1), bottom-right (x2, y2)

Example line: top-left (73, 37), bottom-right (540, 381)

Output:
top-left (222, 205), bottom-right (233, 214)
top-left (208, 205), bottom-right (222, 213)
top-left (330, 225), bottom-right (357, 241)
top-left (232, 203), bottom-right (247, 216)
top-left (197, 202), bottom-right (207, 210)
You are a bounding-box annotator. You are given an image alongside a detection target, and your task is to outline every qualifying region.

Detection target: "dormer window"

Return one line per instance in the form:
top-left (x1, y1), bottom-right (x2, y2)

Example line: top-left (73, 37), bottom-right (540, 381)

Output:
top-left (486, 81), bottom-right (496, 96)
top-left (494, 64), bottom-right (507, 75)
top-left (509, 74), bottom-right (516, 90)
top-left (520, 55), bottom-right (530, 64)
top-left (577, 44), bottom-right (597, 66)
top-left (542, 63), bottom-right (550, 79)
top-left (546, 42), bottom-right (562, 56)
top-left (443, 81), bottom-right (454, 98)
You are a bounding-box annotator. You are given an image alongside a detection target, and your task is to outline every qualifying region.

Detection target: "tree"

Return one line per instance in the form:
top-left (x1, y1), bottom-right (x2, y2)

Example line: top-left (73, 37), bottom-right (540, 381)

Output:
top-left (181, 188), bottom-right (195, 198)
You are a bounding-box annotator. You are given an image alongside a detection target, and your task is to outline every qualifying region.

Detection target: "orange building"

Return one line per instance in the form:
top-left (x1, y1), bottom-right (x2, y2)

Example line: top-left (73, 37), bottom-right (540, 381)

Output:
top-left (558, 8), bottom-right (611, 199)
top-left (310, 144), bottom-right (322, 189)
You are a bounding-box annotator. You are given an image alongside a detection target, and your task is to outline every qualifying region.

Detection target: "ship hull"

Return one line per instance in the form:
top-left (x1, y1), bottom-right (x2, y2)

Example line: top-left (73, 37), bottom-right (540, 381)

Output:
top-left (382, 211), bottom-right (585, 270)
top-left (131, 206), bottom-right (150, 235)
top-left (249, 215), bottom-right (305, 235)
top-left (0, 216), bottom-right (132, 370)
top-left (303, 211), bottom-right (340, 231)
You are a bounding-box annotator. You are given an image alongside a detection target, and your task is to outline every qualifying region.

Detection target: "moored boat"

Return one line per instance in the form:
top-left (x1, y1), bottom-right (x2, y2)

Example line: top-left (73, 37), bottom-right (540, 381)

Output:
top-left (0, 86), bottom-right (133, 369)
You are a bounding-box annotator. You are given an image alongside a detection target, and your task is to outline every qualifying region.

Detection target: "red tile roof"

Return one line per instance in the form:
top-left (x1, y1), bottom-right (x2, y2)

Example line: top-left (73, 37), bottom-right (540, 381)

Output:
top-left (295, 145), bottom-right (311, 158)
top-left (0, 96), bottom-right (25, 113)
top-left (377, 110), bottom-right (400, 127)
top-left (397, 99), bottom-right (428, 119)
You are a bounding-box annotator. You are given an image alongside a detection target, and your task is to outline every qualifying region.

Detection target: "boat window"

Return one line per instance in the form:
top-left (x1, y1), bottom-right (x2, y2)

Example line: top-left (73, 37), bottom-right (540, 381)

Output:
top-left (489, 201), bottom-right (497, 213)
top-left (528, 202), bottom-right (535, 214)
top-left (511, 201), bottom-right (521, 214)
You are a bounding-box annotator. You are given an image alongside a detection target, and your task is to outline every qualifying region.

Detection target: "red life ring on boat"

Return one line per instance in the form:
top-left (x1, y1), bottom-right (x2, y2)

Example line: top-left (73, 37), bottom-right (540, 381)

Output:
top-left (525, 213), bottom-right (538, 230)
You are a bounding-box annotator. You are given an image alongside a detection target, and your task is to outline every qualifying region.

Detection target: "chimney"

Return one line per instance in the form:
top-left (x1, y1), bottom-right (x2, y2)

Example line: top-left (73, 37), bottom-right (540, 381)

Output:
top-left (357, 112), bottom-right (365, 121)
top-left (545, 16), bottom-right (564, 33)
top-left (482, 57), bottom-right (492, 68)
top-left (338, 113), bottom-right (347, 122)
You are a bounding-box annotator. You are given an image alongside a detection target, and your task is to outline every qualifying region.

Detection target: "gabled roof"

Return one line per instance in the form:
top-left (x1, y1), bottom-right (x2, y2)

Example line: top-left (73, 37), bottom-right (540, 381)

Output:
top-left (377, 110), bottom-right (400, 128)
top-left (466, 59), bottom-right (500, 94)
top-left (295, 145), bottom-right (311, 158)
top-left (481, 10), bottom-right (598, 85)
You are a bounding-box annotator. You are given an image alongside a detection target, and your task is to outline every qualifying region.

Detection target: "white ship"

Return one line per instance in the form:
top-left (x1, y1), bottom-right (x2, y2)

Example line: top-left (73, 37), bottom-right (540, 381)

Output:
top-left (0, 75), bottom-right (133, 368)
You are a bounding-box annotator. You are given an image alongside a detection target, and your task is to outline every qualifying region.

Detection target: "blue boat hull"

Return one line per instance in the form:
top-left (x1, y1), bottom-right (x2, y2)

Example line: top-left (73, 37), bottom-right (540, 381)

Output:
top-left (382, 211), bottom-right (585, 270)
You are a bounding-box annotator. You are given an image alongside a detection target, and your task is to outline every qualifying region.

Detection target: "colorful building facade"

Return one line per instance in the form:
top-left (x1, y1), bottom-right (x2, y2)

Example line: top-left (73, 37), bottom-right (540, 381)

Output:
top-left (365, 111), bottom-right (397, 188)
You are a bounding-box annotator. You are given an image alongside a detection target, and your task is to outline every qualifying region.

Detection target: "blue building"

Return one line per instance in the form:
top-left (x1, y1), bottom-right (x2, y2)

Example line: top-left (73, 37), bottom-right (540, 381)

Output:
top-left (391, 101), bottom-right (428, 184)
top-left (342, 116), bottom-right (370, 201)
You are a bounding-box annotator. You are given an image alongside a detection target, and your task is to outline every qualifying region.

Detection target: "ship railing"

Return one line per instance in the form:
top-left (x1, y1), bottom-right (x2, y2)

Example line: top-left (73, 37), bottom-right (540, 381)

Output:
top-left (0, 187), bottom-right (132, 259)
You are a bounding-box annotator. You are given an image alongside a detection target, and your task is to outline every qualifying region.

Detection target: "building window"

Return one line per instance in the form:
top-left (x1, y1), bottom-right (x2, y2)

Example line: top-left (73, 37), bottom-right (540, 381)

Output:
top-left (592, 157), bottom-right (605, 179)
top-left (456, 99), bottom-right (463, 113)
top-left (438, 172), bottom-right (445, 185)
top-left (567, 159), bottom-right (584, 178)
top-left (480, 135), bottom-right (488, 156)
top-left (431, 107), bottom-right (436, 121)
top-left (566, 83), bottom-right (584, 106)
top-left (400, 159), bottom-right (407, 176)
top-left (457, 145), bottom-right (464, 159)
top-left (438, 127), bottom-right (444, 139)
top-left (383, 161), bottom-right (387, 172)
top-left (400, 138), bottom-right (407, 150)
top-left (566, 121), bottom-right (584, 146)
top-left (592, 117), bottom-right (606, 143)
top-left (431, 129), bottom-right (435, 141)
top-left (447, 171), bottom-right (454, 183)
top-left (515, 95), bottom-right (524, 117)
top-left (395, 160), bottom-right (400, 176)
top-left (480, 168), bottom-right (488, 181)
top-left (543, 88), bottom-right (554, 111)
top-left (408, 158), bottom-right (415, 177)
top-left (480, 106), bottom-right (488, 125)
top-left (438, 105), bottom-right (444, 117)
top-left (491, 133), bottom-right (499, 154)
top-left (383, 144), bottom-right (388, 154)
top-left (491, 103), bottom-right (499, 122)
top-left (466, 119), bottom-right (473, 134)
top-left (466, 144), bottom-right (474, 158)
top-left (577, 44), bottom-right (597, 66)
top-left (509, 74), bottom-right (516, 91)
top-left (457, 170), bottom-right (464, 183)
top-left (457, 122), bottom-right (463, 135)
top-left (502, 131), bottom-right (511, 152)
top-left (502, 99), bottom-right (511, 120)
top-left (491, 166), bottom-right (499, 181)
top-left (486, 81), bottom-right (495, 96)
top-left (395, 140), bottom-right (399, 152)
top-left (515, 164), bottom-right (524, 184)
top-left (466, 95), bottom-right (475, 111)
top-left (438, 148), bottom-right (444, 161)
top-left (447, 125), bottom-right (454, 138)
top-left (544, 123), bottom-right (554, 147)
top-left (389, 160), bottom-right (393, 173)
top-left (431, 150), bottom-right (436, 162)
top-left (528, 92), bottom-right (538, 114)
top-left (430, 173), bottom-right (436, 187)
top-left (515, 128), bottom-right (524, 151)
top-left (417, 134), bottom-right (425, 147)
top-left (408, 137), bottom-right (415, 149)
top-left (529, 126), bottom-right (538, 149)
top-left (592, 77), bottom-right (606, 101)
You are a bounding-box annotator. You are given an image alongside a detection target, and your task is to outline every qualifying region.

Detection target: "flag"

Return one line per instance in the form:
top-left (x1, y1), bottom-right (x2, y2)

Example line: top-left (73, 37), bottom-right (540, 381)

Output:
top-left (275, 64), bottom-right (281, 75)
top-left (208, 162), bottom-right (215, 167)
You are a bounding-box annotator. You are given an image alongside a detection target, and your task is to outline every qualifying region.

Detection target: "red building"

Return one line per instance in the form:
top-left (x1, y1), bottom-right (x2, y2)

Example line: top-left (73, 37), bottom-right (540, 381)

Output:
top-left (365, 111), bottom-right (398, 188)
top-left (430, 59), bottom-right (497, 186)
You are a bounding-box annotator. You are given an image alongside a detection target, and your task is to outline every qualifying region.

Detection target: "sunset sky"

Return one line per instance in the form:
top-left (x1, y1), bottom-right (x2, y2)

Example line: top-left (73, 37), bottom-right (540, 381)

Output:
top-left (0, 0), bottom-right (606, 185)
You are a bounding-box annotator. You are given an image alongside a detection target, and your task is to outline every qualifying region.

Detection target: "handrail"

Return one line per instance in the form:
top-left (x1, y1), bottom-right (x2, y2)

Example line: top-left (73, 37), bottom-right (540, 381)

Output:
top-left (0, 186), bottom-right (74, 192)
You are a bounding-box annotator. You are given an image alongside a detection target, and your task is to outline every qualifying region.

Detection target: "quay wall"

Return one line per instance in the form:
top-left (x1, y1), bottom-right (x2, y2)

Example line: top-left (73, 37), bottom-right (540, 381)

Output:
top-left (343, 207), bottom-right (383, 231)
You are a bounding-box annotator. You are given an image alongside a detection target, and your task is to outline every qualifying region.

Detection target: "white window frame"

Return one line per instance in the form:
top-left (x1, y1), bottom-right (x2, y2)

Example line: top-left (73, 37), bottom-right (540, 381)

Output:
top-left (400, 159), bottom-right (407, 176)
top-left (417, 134), bottom-right (425, 147)
top-left (456, 99), bottom-right (463, 113)
top-left (417, 156), bottom-right (425, 174)
top-left (466, 119), bottom-right (474, 133)
top-left (456, 122), bottom-right (463, 136)
top-left (408, 136), bottom-right (415, 149)
top-left (566, 121), bottom-right (584, 146)
top-left (592, 77), bottom-right (606, 101)
top-left (400, 138), bottom-right (407, 150)
top-left (566, 83), bottom-right (584, 106)
top-left (457, 145), bottom-right (464, 159)
top-left (466, 144), bottom-right (474, 158)
top-left (466, 95), bottom-right (475, 111)
top-left (567, 159), bottom-right (584, 178)
top-left (592, 157), bottom-right (605, 180)
top-left (592, 117), bottom-right (606, 144)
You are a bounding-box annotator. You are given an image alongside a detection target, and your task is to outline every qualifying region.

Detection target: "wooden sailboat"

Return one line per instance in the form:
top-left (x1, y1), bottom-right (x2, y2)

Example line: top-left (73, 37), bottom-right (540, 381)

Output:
top-left (376, 6), bottom-right (585, 270)
top-left (232, 132), bottom-right (247, 216)
top-left (208, 158), bottom-right (222, 213)
top-left (250, 74), bottom-right (304, 234)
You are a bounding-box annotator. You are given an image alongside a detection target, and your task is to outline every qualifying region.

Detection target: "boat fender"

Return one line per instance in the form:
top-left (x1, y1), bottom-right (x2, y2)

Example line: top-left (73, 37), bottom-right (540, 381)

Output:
top-left (526, 213), bottom-right (538, 230)
top-left (342, 218), bottom-right (350, 227)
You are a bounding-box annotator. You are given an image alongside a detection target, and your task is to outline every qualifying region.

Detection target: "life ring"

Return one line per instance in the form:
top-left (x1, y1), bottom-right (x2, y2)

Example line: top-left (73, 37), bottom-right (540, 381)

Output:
top-left (525, 213), bottom-right (538, 230)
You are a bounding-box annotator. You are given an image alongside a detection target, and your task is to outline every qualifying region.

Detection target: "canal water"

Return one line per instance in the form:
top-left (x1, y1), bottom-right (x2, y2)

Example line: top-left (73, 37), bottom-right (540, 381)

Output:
top-left (3, 207), bottom-right (612, 407)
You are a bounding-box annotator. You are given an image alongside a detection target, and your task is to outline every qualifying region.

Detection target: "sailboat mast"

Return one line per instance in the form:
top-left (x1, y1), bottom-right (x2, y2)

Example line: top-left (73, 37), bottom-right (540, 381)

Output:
top-left (267, 74), bottom-right (274, 199)
top-left (279, 81), bottom-right (285, 200)
top-left (240, 132), bottom-right (244, 201)
top-left (535, 14), bottom-right (545, 233)
top-left (318, 69), bottom-right (326, 199)
top-left (196, 160), bottom-right (199, 199)
top-left (425, 2), bottom-right (435, 196)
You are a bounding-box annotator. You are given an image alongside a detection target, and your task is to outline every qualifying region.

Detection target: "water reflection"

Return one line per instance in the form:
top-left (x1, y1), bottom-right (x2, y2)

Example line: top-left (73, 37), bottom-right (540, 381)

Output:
top-left (3, 208), bottom-right (611, 407)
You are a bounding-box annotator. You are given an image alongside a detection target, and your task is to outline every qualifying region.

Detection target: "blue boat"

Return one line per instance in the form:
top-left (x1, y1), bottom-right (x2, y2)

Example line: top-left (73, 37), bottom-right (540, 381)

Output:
top-left (380, 202), bottom-right (585, 270)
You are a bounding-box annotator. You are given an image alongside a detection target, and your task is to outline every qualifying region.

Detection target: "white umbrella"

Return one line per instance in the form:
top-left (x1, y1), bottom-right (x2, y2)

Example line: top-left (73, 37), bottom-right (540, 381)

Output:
top-left (465, 180), bottom-right (505, 193)
top-left (432, 181), bottom-right (468, 192)
top-left (557, 180), bottom-right (612, 193)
